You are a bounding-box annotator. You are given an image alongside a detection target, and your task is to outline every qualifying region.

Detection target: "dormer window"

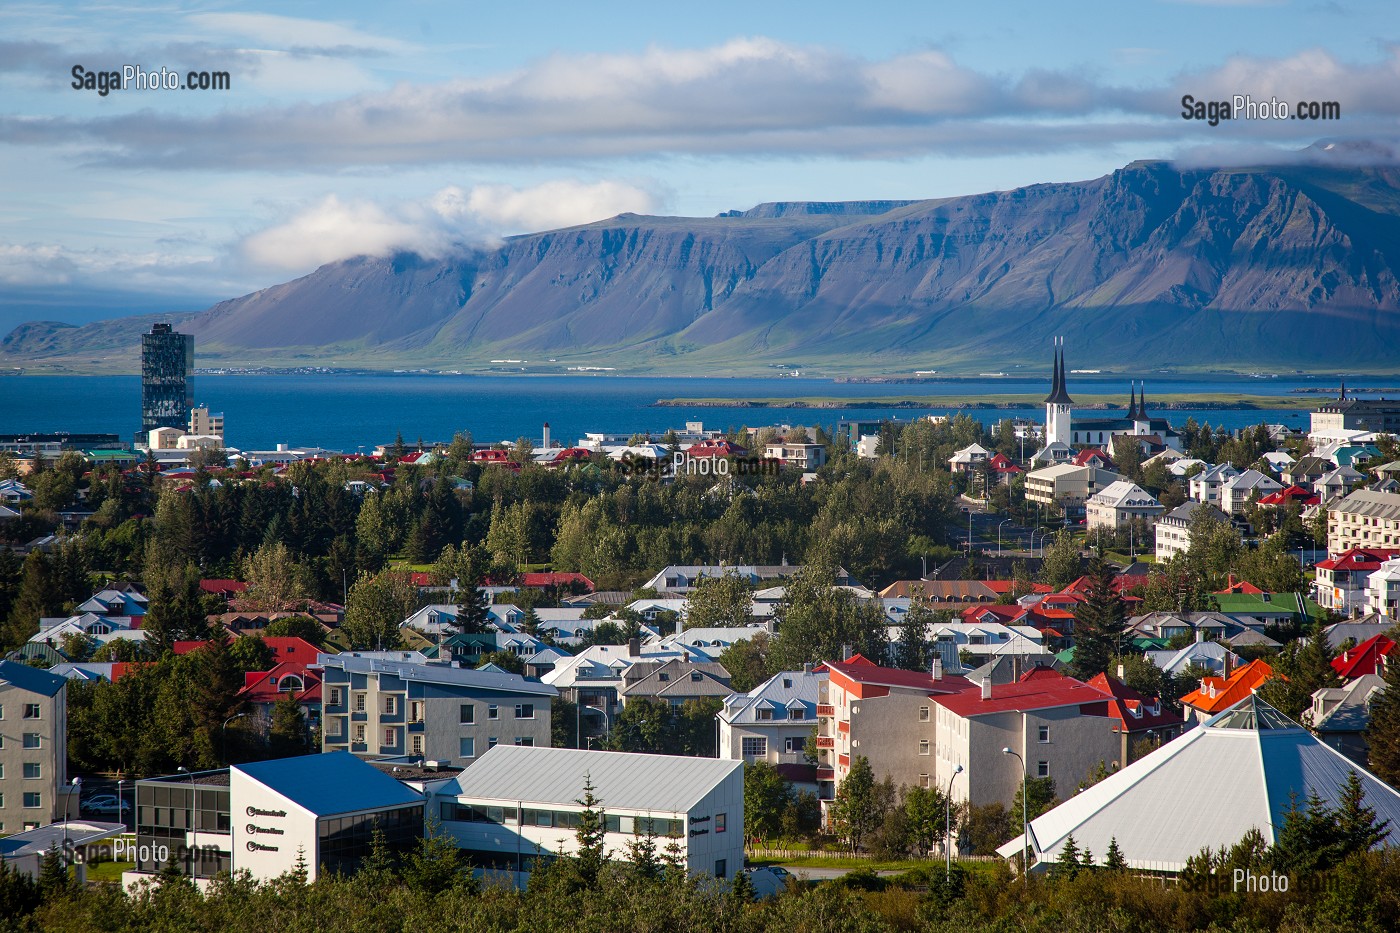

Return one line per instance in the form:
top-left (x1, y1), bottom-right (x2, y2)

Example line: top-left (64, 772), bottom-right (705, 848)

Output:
top-left (658, 673), bottom-right (669, 682)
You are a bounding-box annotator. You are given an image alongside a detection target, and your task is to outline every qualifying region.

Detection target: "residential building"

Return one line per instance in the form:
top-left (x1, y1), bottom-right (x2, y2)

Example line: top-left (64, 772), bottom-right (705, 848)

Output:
top-left (234, 637), bottom-right (325, 735)
top-left (1084, 481), bottom-right (1163, 531)
top-left (997, 695), bottom-right (1400, 872)
top-left (1314, 548), bottom-right (1400, 616)
top-left (642, 564), bottom-right (853, 594)
top-left (433, 746), bottom-right (743, 882)
top-left (0, 661), bottom-right (68, 834)
top-left (318, 654), bottom-right (556, 767)
top-left (948, 443), bottom-right (992, 475)
top-left (1366, 558), bottom-right (1400, 618)
top-left (817, 656), bottom-right (975, 799)
top-left (140, 323), bottom-right (194, 436)
top-left (1154, 501), bottom-right (1229, 562)
top-left (1189, 464), bottom-right (1239, 507)
top-left (1331, 634), bottom-right (1394, 680)
top-left (933, 668), bottom-right (1122, 808)
top-left (1316, 466), bottom-right (1366, 503)
top-left (719, 669), bottom-right (824, 767)
top-left (763, 440), bottom-right (826, 471)
top-left (1212, 592), bottom-right (1326, 630)
top-left (1325, 617), bottom-right (1398, 651)
top-left (1282, 455), bottom-right (1334, 491)
top-left (1311, 393), bottom-right (1400, 436)
top-left (1327, 489), bottom-right (1400, 555)
top-left (1025, 463), bottom-right (1122, 511)
top-left (1219, 469), bottom-right (1284, 514)
top-left (1179, 658), bottom-right (1274, 723)
top-left (1312, 674), bottom-right (1387, 765)
top-left (1143, 640), bottom-right (1240, 677)
top-left (1086, 671), bottom-right (1186, 764)
top-left (188, 407), bottom-right (224, 440)
top-left (617, 657), bottom-right (732, 709)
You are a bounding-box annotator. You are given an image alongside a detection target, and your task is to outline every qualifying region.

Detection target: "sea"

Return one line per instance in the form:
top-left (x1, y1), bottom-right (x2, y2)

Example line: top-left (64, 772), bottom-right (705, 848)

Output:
top-left (0, 372), bottom-right (1365, 452)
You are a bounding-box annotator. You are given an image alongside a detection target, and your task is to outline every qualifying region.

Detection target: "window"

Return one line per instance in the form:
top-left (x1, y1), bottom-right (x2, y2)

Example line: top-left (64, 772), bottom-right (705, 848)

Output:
top-left (459, 737), bottom-right (475, 758)
top-left (410, 701), bottom-right (424, 723)
top-left (515, 703), bottom-right (535, 719)
top-left (411, 735), bottom-right (424, 756)
top-left (919, 740), bottom-right (930, 756)
top-left (383, 696), bottom-right (397, 715)
top-left (1037, 761), bottom-right (1050, 778)
top-left (716, 813), bottom-right (727, 834)
top-left (920, 774), bottom-right (931, 789)
top-left (353, 724), bottom-right (366, 744)
top-left (784, 737), bottom-right (804, 754)
top-left (783, 678), bottom-right (793, 688)
top-left (23, 703), bottom-right (40, 719)
top-left (487, 737), bottom-right (498, 749)
top-left (1038, 726), bottom-right (1050, 743)
top-left (24, 792), bottom-right (42, 808)
top-left (460, 704), bottom-right (475, 724)
top-left (919, 706), bottom-right (930, 722)
top-left (741, 737), bottom-right (767, 758)
top-left (383, 728), bottom-right (396, 746)
top-left (691, 672), bottom-right (703, 682)
top-left (787, 708), bottom-right (804, 720)
top-left (354, 693), bottom-right (366, 713)
top-left (488, 705), bottom-right (499, 720)
top-left (714, 859), bottom-right (727, 879)
top-left (755, 708), bottom-right (773, 721)
top-left (328, 688), bottom-right (342, 706)
top-left (23, 762), bottom-right (41, 779)
top-left (658, 672), bottom-right (669, 682)
top-left (22, 734), bottom-right (40, 749)
top-left (514, 737), bottom-right (535, 747)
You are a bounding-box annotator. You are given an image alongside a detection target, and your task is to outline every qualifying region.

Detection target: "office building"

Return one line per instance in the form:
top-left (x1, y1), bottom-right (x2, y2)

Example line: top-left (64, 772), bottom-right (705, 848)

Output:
top-left (141, 323), bottom-right (194, 435)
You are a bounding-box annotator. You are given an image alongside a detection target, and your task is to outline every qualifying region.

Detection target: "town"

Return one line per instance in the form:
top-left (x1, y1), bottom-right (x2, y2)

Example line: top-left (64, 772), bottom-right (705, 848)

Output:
top-left (2, 324), bottom-right (1400, 930)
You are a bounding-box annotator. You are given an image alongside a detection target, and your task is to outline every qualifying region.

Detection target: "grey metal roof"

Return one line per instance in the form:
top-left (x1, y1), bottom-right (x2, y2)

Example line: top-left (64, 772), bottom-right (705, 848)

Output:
top-left (443, 746), bottom-right (742, 813)
top-left (317, 653), bottom-right (556, 697)
top-left (0, 821), bottom-right (125, 859)
top-left (720, 669), bottom-right (825, 724)
top-left (1331, 488), bottom-right (1400, 520)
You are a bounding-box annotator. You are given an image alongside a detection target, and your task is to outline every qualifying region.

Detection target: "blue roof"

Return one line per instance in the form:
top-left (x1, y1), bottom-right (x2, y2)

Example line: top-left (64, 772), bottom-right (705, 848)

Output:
top-left (232, 752), bottom-right (425, 817)
top-left (0, 659), bottom-right (68, 697)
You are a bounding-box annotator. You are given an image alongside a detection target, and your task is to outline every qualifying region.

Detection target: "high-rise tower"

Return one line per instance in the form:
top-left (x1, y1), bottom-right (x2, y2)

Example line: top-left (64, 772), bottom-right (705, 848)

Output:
top-left (141, 323), bottom-right (194, 436)
top-left (1043, 337), bottom-right (1074, 446)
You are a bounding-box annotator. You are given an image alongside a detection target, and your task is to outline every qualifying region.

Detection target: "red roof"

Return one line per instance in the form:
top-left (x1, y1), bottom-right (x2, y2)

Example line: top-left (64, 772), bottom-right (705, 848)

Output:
top-left (520, 572), bottom-right (595, 591)
top-left (1332, 634), bottom-right (1396, 680)
top-left (472, 449), bottom-right (513, 463)
top-left (1315, 547), bottom-right (1400, 572)
top-left (687, 440), bottom-right (749, 458)
top-left (1086, 673), bottom-right (1181, 732)
top-left (237, 660), bottom-right (322, 705)
top-left (410, 572), bottom-right (435, 586)
top-left (1258, 485), bottom-right (1319, 507)
top-left (200, 579), bottom-right (249, 595)
top-left (174, 636), bottom-right (321, 663)
top-left (1214, 576), bottom-right (1265, 595)
top-left (933, 669), bottom-right (1111, 717)
top-left (1072, 448), bottom-right (1114, 468)
top-left (960, 604), bottom-right (1028, 625)
top-left (825, 655), bottom-right (975, 698)
top-left (544, 447), bottom-right (594, 464)
top-left (1181, 659), bottom-right (1275, 714)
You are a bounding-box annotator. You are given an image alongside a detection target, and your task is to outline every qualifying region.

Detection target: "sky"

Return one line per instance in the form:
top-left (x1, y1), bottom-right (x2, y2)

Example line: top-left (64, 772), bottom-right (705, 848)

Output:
top-left (1, 0), bottom-right (1397, 330)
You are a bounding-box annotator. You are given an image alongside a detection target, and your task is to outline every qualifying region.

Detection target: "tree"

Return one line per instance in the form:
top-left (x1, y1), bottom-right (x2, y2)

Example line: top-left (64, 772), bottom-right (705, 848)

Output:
top-left (744, 762), bottom-right (794, 844)
top-left (684, 571), bottom-right (754, 629)
top-left (1366, 655), bottom-right (1400, 786)
top-left (143, 561), bottom-right (214, 650)
top-left (716, 634), bottom-right (771, 693)
top-left (1104, 836), bottom-right (1128, 872)
top-left (241, 541), bottom-right (312, 612)
top-left (1012, 776), bottom-right (1057, 823)
top-left (893, 600), bottom-right (938, 671)
top-left (572, 775), bottom-right (607, 889)
top-left (769, 561), bottom-right (888, 671)
top-left (1069, 556), bottom-right (1128, 681)
top-left (828, 755), bottom-right (882, 852)
top-left (1053, 833), bottom-right (1082, 880)
top-left (1039, 530), bottom-right (1082, 590)
top-left (1259, 626), bottom-right (1338, 723)
top-left (268, 694), bottom-right (311, 758)
top-left (478, 650), bottom-right (524, 675)
top-left (229, 634), bottom-right (275, 673)
top-left (902, 784), bottom-right (950, 857)
top-left (262, 615), bottom-right (326, 647)
top-left (342, 571), bottom-right (419, 650)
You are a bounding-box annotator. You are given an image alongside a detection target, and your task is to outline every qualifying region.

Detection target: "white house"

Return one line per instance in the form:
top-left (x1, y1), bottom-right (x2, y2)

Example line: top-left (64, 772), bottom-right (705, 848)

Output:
top-left (719, 668), bottom-right (825, 766)
top-left (1366, 558), bottom-right (1400, 619)
top-left (1154, 501), bottom-right (1229, 562)
top-left (433, 746), bottom-right (744, 883)
top-left (1189, 464), bottom-right (1239, 507)
top-left (1220, 469), bottom-right (1284, 514)
top-left (1084, 481), bottom-right (1163, 531)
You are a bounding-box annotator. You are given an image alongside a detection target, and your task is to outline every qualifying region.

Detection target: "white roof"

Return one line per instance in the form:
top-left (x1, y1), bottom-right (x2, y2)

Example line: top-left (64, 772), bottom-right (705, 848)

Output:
top-left (719, 669), bottom-right (825, 725)
top-left (443, 745), bottom-right (741, 813)
top-left (997, 697), bottom-right (1400, 871)
top-left (1087, 480), bottom-right (1161, 510)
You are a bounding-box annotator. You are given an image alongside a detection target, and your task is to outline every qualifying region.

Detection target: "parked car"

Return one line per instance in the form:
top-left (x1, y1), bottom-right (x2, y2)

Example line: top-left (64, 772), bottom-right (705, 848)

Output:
top-left (82, 795), bottom-right (131, 815)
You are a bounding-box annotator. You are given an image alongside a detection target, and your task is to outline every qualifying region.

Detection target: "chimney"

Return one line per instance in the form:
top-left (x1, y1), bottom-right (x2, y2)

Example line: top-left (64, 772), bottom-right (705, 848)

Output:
top-left (931, 658), bottom-right (943, 681)
top-left (803, 662), bottom-right (814, 674)
top-left (981, 677), bottom-right (992, 701)
top-left (1195, 627), bottom-right (1203, 644)
top-left (628, 637), bottom-right (640, 657)
top-left (1117, 663), bottom-right (1125, 681)
top-left (842, 643), bottom-right (853, 661)
top-left (542, 422), bottom-right (551, 450)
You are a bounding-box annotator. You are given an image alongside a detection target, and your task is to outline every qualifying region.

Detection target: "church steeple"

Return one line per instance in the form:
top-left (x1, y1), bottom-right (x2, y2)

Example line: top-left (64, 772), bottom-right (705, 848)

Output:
top-left (1138, 382), bottom-right (1148, 421)
top-left (1128, 383), bottom-right (1138, 420)
top-left (1044, 337), bottom-right (1073, 406)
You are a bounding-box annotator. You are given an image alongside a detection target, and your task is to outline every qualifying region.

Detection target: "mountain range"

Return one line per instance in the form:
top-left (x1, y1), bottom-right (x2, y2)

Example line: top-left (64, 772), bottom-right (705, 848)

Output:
top-left (7, 150), bottom-right (1400, 374)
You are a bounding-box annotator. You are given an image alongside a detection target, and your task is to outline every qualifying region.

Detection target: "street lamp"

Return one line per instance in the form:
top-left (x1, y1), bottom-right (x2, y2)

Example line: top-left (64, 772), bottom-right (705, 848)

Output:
top-left (945, 764), bottom-right (964, 882)
top-left (997, 519), bottom-right (1012, 556)
top-left (221, 712), bottom-right (246, 764)
top-left (117, 779), bottom-right (127, 832)
top-left (581, 704), bottom-right (610, 746)
top-left (1002, 747), bottom-right (1029, 878)
top-left (64, 776), bottom-right (80, 868)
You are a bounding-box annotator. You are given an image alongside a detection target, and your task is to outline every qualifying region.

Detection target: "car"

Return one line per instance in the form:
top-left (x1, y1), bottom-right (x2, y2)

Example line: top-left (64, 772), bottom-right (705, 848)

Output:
top-left (82, 795), bottom-right (131, 815)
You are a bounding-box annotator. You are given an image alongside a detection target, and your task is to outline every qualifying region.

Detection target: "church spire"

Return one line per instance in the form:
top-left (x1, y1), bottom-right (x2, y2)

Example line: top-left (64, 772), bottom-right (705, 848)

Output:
top-left (1128, 383), bottom-right (1137, 421)
top-left (1138, 381), bottom-right (1148, 420)
top-left (1043, 337), bottom-right (1073, 406)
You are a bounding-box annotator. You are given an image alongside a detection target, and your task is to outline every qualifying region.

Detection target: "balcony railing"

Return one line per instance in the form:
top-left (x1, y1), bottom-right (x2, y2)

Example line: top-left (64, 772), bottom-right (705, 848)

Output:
top-left (817, 704), bottom-right (835, 717)
top-left (815, 736), bottom-right (835, 749)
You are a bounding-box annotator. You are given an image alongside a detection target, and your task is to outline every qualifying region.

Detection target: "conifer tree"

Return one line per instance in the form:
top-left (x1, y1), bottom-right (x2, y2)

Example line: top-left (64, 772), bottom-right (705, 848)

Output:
top-left (572, 775), bottom-right (607, 890)
top-left (1104, 837), bottom-right (1128, 872)
top-left (1069, 555), bottom-right (1127, 680)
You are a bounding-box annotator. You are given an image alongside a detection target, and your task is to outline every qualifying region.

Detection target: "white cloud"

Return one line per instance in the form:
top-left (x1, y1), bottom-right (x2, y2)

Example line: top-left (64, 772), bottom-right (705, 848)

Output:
top-left (184, 12), bottom-right (416, 55)
top-left (241, 180), bottom-right (661, 273)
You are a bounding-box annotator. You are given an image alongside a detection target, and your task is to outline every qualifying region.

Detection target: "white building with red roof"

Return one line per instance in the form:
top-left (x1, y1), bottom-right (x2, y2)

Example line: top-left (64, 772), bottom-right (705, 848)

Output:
top-left (1313, 547), bottom-right (1400, 616)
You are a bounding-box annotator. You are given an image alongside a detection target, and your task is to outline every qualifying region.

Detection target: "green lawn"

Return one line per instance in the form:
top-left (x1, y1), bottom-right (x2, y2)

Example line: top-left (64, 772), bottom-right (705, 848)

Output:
top-left (748, 854), bottom-right (1000, 874)
top-left (84, 860), bottom-right (133, 883)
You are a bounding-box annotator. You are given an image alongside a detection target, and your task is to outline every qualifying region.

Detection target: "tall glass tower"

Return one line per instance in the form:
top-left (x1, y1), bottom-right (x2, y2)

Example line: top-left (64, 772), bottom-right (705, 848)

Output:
top-left (141, 323), bottom-right (194, 435)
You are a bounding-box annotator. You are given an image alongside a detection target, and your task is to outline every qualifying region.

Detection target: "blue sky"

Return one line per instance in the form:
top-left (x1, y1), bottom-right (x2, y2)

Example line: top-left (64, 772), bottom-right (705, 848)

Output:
top-left (1, 0), bottom-right (1397, 328)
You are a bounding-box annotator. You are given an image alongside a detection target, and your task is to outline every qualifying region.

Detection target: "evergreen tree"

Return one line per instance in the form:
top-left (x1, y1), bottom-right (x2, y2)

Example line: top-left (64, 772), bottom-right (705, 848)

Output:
top-left (3, 550), bottom-right (56, 648)
top-left (1053, 834), bottom-right (1082, 880)
top-left (572, 775), bottom-right (607, 889)
top-left (1104, 836), bottom-right (1128, 872)
top-left (1039, 530), bottom-right (1083, 590)
top-left (625, 826), bottom-right (662, 882)
top-left (1069, 556), bottom-right (1128, 680)
top-left (829, 755), bottom-right (882, 853)
top-left (268, 694), bottom-right (311, 758)
top-left (37, 845), bottom-right (73, 899)
top-left (1368, 657), bottom-right (1400, 790)
top-left (894, 600), bottom-right (938, 671)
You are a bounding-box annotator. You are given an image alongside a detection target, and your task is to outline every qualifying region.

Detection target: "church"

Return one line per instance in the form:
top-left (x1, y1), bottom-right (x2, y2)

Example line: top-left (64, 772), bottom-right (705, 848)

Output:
top-left (1037, 339), bottom-right (1182, 460)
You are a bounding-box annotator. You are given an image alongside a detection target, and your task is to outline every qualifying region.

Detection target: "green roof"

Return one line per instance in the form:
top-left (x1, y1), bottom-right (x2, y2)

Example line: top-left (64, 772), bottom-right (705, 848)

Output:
top-left (1054, 646), bottom-right (1076, 664)
top-left (1213, 592), bottom-right (1326, 621)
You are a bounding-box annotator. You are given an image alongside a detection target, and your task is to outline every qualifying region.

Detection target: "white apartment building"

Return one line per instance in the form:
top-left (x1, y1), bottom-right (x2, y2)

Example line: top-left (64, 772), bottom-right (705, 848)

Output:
top-left (1084, 481), bottom-right (1163, 531)
top-left (1025, 464), bottom-right (1122, 510)
top-left (719, 669), bottom-right (824, 765)
top-left (1189, 464), bottom-right (1239, 507)
top-left (1367, 559), bottom-right (1400, 619)
top-left (1329, 489), bottom-right (1400, 555)
top-left (1155, 501), bottom-right (1229, 562)
top-left (1219, 469), bottom-right (1284, 514)
top-left (763, 441), bottom-right (827, 471)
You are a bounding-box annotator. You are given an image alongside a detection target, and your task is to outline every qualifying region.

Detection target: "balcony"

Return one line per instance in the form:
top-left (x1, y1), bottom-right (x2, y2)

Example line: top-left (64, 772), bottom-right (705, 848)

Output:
top-left (837, 753), bottom-right (850, 767)
top-left (836, 720), bottom-right (849, 734)
top-left (817, 704), bottom-right (835, 717)
top-left (815, 736), bottom-right (835, 749)
top-left (815, 766), bottom-right (835, 781)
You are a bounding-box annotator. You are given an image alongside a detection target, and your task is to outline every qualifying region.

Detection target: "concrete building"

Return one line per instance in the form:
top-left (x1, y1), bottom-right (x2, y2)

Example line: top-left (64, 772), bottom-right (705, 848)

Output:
top-left (1313, 547), bottom-right (1399, 616)
top-left (140, 323), bottom-right (194, 436)
top-left (1328, 489), bottom-right (1400, 555)
top-left (1084, 480), bottom-right (1163, 531)
top-left (1366, 558), bottom-right (1400, 619)
top-left (1219, 469), bottom-right (1284, 514)
top-left (1154, 501), bottom-right (1229, 562)
top-left (318, 654), bottom-right (556, 768)
top-left (188, 407), bottom-right (225, 440)
top-left (932, 669), bottom-right (1121, 808)
top-left (1189, 463), bottom-right (1239, 507)
top-left (0, 661), bottom-right (68, 834)
top-left (433, 746), bottom-right (744, 883)
top-left (762, 440), bottom-right (827, 471)
top-left (1025, 463), bottom-right (1122, 512)
top-left (1311, 393), bottom-right (1400, 436)
top-left (719, 668), bottom-right (824, 767)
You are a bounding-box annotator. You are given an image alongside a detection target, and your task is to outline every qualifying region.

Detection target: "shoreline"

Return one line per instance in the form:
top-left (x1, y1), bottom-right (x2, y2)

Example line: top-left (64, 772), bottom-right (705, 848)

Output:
top-left (651, 394), bottom-right (1320, 411)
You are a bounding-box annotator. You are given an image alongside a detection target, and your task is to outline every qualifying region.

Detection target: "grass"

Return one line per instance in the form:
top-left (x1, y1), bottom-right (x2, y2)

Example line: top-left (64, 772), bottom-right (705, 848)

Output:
top-left (84, 860), bottom-right (134, 883)
top-left (748, 855), bottom-right (1002, 875)
top-left (654, 392), bottom-right (1319, 411)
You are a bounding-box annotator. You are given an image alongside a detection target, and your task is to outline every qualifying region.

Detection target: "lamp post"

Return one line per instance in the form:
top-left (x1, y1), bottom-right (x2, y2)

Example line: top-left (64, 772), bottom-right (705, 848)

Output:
top-left (177, 766), bottom-right (193, 873)
top-left (998, 519), bottom-right (1012, 556)
top-left (221, 712), bottom-right (246, 765)
top-left (64, 776), bottom-right (80, 868)
top-left (1002, 747), bottom-right (1029, 878)
top-left (582, 704), bottom-right (610, 746)
top-left (945, 764), bottom-right (964, 882)
top-left (117, 778), bottom-right (127, 833)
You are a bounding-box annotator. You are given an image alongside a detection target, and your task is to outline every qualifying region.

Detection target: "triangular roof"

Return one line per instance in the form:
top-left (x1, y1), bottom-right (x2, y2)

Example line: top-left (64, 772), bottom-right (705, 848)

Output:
top-left (998, 696), bottom-right (1400, 871)
top-left (1332, 634), bottom-right (1395, 680)
top-left (1044, 340), bottom-right (1073, 406)
top-left (1181, 658), bottom-right (1275, 714)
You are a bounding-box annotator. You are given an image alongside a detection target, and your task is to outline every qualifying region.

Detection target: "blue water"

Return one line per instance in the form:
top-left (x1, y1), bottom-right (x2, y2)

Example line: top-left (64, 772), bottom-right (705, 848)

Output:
top-left (0, 373), bottom-right (1355, 451)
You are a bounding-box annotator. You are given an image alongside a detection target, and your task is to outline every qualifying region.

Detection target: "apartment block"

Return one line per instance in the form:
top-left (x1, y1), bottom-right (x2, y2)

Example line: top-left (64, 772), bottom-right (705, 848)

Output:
top-left (0, 661), bottom-right (68, 834)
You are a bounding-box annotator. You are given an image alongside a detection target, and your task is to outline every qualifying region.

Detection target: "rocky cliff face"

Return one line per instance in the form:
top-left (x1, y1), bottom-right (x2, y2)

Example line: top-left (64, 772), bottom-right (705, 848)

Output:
top-left (7, 157), bottom-right (1400, 371)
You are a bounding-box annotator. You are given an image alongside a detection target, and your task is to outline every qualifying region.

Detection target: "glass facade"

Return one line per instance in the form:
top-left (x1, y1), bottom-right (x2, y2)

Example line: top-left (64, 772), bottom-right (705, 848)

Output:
top-left (134, 781), bottom-right (232, 879)
top-left (141, 323), bottom-right (194, 433)
top-left (317, 805), bottom-right (423, 877)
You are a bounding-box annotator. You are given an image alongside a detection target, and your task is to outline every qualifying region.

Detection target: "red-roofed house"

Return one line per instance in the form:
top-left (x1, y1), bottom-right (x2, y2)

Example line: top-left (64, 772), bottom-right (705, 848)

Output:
top-left (1086, 671), bottom-right (1185, 763)
top-left (1215, 576), bottom-right (1265, 595)
top-left (987, 453), bottom-right (1024, 485)
top-left (1313, 547), bottom-right (1400, 615)
top-left (1072, 448), bottom-right (1115, 470)
top-left (932, 668), bottom-right (1121, 807)
top-left (1257, 485), bottom-right (1320, 508)
top-left (1180, 658), bottom-right (1275, 723)
top-left (200, 579), bottom-right (250, 598)
top-left (1332, 634), bottom-right (1395, 680)
top-left (816, 655), bottom-right (976, 800)
top-left (687, 440), bottom-right (749, 459)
